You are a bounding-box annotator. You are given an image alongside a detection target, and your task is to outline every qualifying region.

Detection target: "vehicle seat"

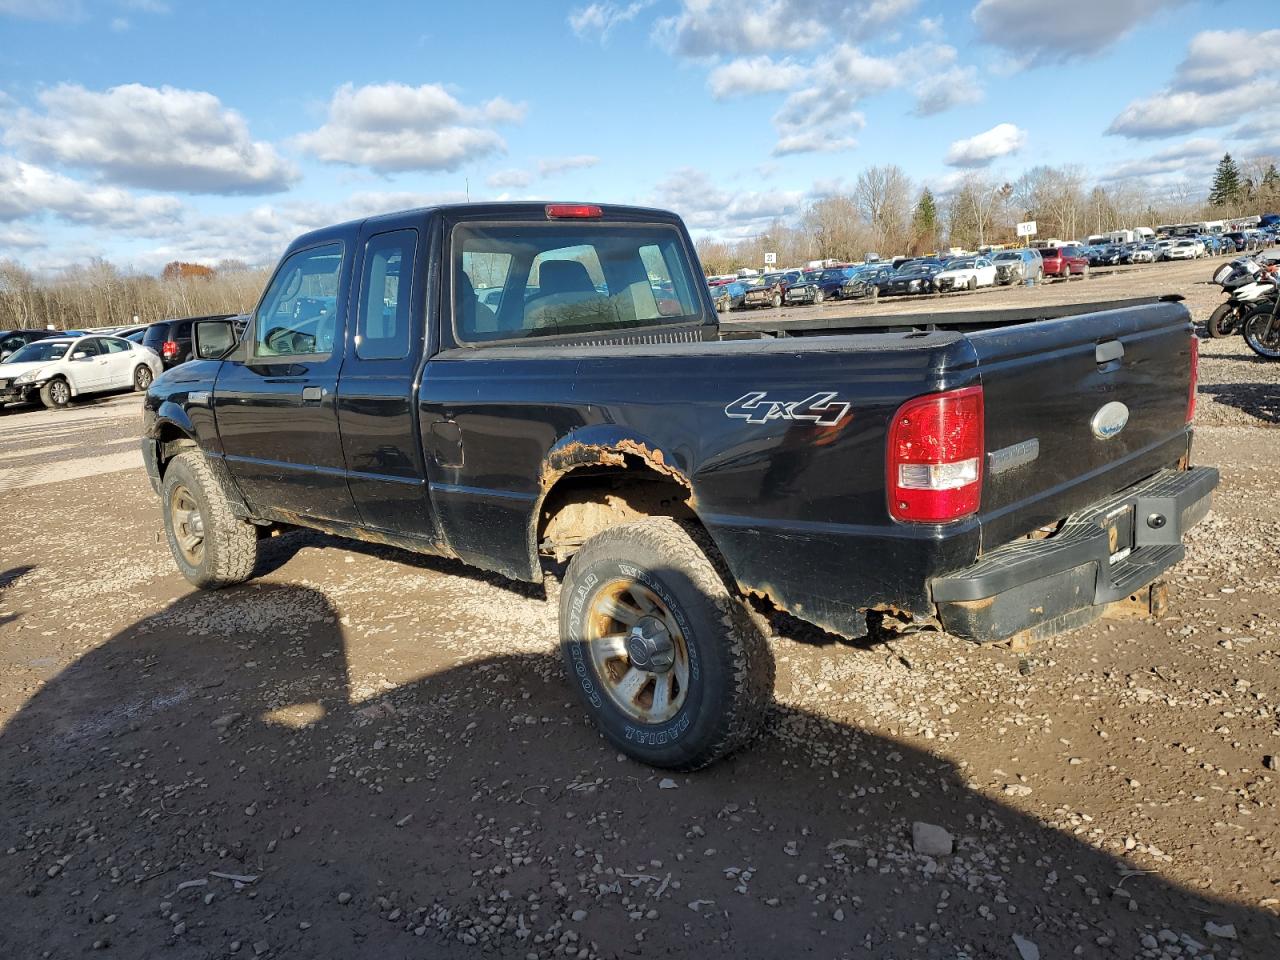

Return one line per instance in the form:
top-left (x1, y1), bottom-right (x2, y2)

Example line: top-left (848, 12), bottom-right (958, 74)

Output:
top-left (457, 270), bottom-right (498, 335)
top-left (525, 260), bottom-right (612, 333)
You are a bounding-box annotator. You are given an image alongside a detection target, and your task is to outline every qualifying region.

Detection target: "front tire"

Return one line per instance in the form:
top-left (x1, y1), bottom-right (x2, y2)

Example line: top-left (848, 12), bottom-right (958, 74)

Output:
top-left (133, 364), bottom-right (154, 391)
top-left (967, 276), bottom-right (977, 291)
top-left (161, 451), bottom-right (258, 589)
top-left (559, 518), bottom-right (773, 770)
top-left (39, 378), bottom-right (71, 409)
top-left (1206, 303), bottom-right (1235, 338)
top-left (771, 293), bottom-right (782, 308)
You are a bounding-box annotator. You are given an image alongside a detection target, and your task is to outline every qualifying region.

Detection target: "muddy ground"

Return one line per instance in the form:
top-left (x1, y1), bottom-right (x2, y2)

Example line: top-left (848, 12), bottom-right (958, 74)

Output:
top-left (0, 256), bottom-right (1278, 959)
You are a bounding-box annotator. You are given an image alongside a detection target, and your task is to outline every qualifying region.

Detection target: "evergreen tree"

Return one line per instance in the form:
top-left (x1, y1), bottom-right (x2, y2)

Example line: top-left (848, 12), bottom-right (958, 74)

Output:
top-left (910, 188), bottom-right (938, 253)
top-left (1208, 153), bottom-right (1243, 207)
top-left (1264, 163), bottom-right (1280, 189)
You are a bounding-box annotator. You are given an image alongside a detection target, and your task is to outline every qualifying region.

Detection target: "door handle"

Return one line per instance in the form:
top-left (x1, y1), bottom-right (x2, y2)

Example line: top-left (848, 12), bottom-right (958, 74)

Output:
top-left (301, 386), bottom-right (325, 402)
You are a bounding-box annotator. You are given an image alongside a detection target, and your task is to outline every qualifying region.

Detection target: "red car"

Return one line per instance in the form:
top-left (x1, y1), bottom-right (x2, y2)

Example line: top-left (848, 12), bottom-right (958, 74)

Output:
top-left (1038, 245), bottom-right (1089, 281)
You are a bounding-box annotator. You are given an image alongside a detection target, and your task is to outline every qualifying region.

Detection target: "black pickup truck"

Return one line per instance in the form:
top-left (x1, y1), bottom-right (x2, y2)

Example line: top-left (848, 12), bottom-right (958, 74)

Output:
top-left (142, 202), bottom-right (1217, 770)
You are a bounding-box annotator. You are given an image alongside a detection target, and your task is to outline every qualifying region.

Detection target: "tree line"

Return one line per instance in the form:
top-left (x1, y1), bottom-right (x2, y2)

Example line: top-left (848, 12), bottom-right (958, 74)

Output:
top-left (0, 259), bottom-right (269, 331)
top-left (695, 157), bottom-right (1280, 275)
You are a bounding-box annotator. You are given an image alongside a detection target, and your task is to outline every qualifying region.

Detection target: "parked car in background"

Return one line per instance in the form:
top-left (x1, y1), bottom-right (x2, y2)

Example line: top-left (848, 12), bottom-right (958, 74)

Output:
top-left (1223, 232), bottom-right (1259, 254)
top-left (0, 329), bottom-right (67, 361)
top-left (708, 281), bottom-right (747, 313)
top-left (841, 264), bottom-right (895, 299)
top-left (740, 271), bottom-right (799, 309)
top-left (1087, 245), bottom-right (1120, 267)
top-left (876, 258), bottom-right (946, 296)
top-left (0, 333), bottom-right (162, 409)
top-left (111, 323), bottom-right (151, 342)
top-left (784, 267), bottom-right (853, 305)
top-left (1166, 239), bottom-right (1201, 261)
top-left (990, 248), bottom-right (1043, 285)
top-left (934, 256), bottom-right (997, 292)
top-left (1039, 245), bottom-right (1089, 280)
top-left (1131, 244), bottom-right (1158, 263)
top-left (142, 314), bottom-right (235, 369)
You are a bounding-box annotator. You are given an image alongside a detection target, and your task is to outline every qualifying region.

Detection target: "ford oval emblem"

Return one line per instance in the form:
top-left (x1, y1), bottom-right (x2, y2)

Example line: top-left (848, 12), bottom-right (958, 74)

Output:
top-left (1090, 401), bottom-right (1130, 440)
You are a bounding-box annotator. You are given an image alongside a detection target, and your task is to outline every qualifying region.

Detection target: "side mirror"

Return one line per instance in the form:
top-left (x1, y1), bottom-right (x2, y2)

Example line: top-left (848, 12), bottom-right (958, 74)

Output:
top-left (72, 352), bottom-right (88, 360)
top-left (193, 319), bottom-right (237, 359)
top-left (0, 351), bottom-right (11, 360)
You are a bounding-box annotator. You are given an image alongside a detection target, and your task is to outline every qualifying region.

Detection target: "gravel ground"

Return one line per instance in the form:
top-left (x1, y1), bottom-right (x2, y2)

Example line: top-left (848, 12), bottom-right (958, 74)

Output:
top-left (1, 262), bottom-right (1278, 959)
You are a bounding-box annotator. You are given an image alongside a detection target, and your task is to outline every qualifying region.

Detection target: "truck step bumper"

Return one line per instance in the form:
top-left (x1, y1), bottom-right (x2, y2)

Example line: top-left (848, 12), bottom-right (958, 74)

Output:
top-left (931, 466), bottom-right (1219, 643)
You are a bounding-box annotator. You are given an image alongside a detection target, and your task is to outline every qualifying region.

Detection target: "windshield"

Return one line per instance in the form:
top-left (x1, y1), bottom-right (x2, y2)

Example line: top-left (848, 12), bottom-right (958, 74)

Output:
top-left (454, 222), bottom-right (703, 342)
top-left (761, 273), bottom-right (787, 285)
top-left (898, 261), bottom-right (940, 275)
top-left (5, 340), bottom-right (71, 363)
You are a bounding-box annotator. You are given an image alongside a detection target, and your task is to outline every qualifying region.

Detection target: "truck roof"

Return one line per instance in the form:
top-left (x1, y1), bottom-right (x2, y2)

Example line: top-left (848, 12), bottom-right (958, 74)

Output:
top-left (288, 202), bottom-right (685, 250)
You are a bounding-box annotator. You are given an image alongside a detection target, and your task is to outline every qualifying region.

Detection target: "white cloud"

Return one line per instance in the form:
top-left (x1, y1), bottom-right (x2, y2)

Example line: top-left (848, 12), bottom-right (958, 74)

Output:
top-left (538, 155), bottom-right (599, 177)
top-left (1174, 29), bottom-right (1280, 92)
top-left (3, 83), bottom-right (296, 195)
top-left (0, 155), bottom-right (183, 230)
top-left (913, 65), bottom-right (983, 116)
top-left (656, 0), bottom-right (917, 57)
top-left (486, 169), bottom-right (533, 190)
top-left (0, 0), bottom-right (82, 19)
top-left (0, 224), bottom-right (46, 250)
top-left (944, 122), bottom-right (1026, 167)
top-left (708, 56), bottom-right (810, 99)
top-left (294, 82), bottom-right (522, 173)
top-left (971, 0), bottom-right (1184, 62)
top-left (1100, 137), bottom-right (1223, 184)
top-left (569, 1), bottom-right (654, 42)
top-left (1106, 83), bottom-right (1278, 139)
top-left (768, 42), bottom-right (973, 154)
top-left (653, 166), bottom-right (803, 231)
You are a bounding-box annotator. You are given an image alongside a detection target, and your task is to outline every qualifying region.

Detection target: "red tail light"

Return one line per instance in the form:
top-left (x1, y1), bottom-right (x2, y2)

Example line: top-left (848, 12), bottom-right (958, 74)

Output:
top-left (162, 340), bottom-right (179, 359)
top-left (1187, 335), bottom-right (1199, 424)
top-left (545, 203), bottom-right (602, 219)
top-left (888, 386), bottom-right (985, 523)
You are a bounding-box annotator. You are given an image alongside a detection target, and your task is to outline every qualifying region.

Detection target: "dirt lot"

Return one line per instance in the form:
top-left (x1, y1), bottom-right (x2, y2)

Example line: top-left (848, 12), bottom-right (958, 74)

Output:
top-left (1, 258), bottom-right (1278, 959)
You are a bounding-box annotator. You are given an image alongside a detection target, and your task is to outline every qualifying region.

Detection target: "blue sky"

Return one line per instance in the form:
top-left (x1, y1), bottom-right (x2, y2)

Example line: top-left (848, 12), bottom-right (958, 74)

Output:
top-left (0, 0), bottom-right (1277, 272)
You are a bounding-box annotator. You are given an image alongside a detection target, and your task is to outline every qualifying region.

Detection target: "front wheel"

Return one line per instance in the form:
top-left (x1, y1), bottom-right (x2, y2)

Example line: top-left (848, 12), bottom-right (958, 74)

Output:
top-left (967, 276), bottom-right (977, 291)
top-left (39, 378), bottom-right (71, 409)
top-left (771, 293), bottom-right (782, 308)
top-left (1243, 309), bottom-right (1280, 359)
top-left (161, 451), bottom-right (259, 588)
top-left (133, 364), bottom-right (154, 391)
top-left (814, 289), bottom-right (825, 304)
top-left (560, 518), bottom-right (774, 770)
top-left (1206, 303), bottom-right (1236, 338)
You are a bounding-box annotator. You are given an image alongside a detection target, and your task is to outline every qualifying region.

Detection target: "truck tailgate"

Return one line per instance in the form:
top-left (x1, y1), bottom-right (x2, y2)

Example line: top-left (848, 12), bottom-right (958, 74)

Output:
top-left (966, 300), bottom-right (1195, 550)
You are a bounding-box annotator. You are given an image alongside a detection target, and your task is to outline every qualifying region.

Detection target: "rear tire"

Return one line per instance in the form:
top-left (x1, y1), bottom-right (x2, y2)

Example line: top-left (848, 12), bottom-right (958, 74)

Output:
top-left (133, 364), bottom-right (153, 391)
top-left (559, 518), bottom-right (773, 770)
top-left (39, 378), bottom-right (71, 409)
top-left (161, 451), bottom-right (258, 589)
top-left (1081, 264), bottom-right (1090, 280)
top-left (1243, 310), bottom-right (1280, 359)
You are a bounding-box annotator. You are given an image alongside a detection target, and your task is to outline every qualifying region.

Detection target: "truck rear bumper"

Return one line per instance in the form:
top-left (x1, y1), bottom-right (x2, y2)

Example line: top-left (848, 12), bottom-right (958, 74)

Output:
top-left (931, 466), bottom-right (1219, 642)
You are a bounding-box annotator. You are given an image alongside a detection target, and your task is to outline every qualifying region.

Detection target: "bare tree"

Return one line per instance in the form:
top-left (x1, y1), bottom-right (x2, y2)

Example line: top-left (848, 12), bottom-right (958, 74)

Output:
top-left (854, 165), bottom-right (913, 255)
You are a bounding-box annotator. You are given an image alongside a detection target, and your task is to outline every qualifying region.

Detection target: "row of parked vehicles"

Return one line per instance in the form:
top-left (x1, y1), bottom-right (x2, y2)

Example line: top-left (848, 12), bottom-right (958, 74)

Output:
top-left (0, 314), bottom-right (242, 411)
top-left (709, 226), bottom-right (1279, 311)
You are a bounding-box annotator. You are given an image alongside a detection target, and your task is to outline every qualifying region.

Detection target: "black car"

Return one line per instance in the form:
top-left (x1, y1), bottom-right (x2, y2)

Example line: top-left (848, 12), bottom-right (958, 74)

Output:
top-left (0, 329), bottom-right (65, 361)
top-left (142, 314), bottom-right (236, 369)
top-left (1088, 245), bottom-right (1122, 267)
top-left (877, 259), bottom-right (945, 296)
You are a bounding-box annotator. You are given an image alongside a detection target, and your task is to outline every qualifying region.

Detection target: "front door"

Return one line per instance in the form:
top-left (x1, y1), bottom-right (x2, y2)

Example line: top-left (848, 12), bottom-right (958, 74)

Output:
top-left (68, 337), bottom-right (108, 391)
top-left (335, 227), bottom-right (439, 541)
top-left (100, 337), bottom-right (136, 387)
top-left (212, 239), bottom-right (361, 524)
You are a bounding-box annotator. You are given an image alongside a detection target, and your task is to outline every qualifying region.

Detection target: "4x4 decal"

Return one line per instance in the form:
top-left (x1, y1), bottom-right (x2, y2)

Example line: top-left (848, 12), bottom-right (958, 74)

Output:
top-left (725, 391), bottom-right (851, 426)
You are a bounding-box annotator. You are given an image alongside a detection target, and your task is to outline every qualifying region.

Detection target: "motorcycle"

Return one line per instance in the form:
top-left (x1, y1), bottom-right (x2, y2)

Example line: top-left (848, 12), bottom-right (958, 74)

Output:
top-left (1205, 257), bottom-right (1274, 338)
top-left (1241, 276), bottom-right (1280, 359)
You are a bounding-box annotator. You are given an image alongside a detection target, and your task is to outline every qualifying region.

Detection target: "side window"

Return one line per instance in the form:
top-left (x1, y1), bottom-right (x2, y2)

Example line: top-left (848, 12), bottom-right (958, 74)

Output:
top-left (356, 230), bottom-right (416, 361)
top-left (254, 242), bottom-right (344, 359)
top-left (75, 338), bottom-right (102, 357)
top-left (103, 337), bottom-right (130, 353)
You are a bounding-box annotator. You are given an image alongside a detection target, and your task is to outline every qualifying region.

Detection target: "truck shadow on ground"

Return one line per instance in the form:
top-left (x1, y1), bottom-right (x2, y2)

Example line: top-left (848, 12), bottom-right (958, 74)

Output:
top-left (1200, 383), bottom-right (1280, 425)
top-left (1, 584), bottom-right (1275, 958)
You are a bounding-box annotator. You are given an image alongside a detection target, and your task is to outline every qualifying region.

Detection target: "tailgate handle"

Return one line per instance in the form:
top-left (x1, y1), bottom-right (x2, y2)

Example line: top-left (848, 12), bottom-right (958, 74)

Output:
top-left (1095, 340), bottom-right (1124, 365)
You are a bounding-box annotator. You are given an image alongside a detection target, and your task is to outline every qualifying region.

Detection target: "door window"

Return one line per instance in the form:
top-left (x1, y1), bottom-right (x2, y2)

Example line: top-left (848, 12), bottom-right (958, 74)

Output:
top-left (253, 242), bottom-right (345, 359)
top-left (73, 338), bottom-right (102, 357)
top-left (102, 337), bottom-right (132, 353)
top-left (356, 230), bottom-right (416, 360)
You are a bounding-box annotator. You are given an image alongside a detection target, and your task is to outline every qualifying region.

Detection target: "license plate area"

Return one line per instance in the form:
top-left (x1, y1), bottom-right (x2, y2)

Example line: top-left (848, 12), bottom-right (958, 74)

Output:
top-left (1102, 504), bottom-right (1135, 565)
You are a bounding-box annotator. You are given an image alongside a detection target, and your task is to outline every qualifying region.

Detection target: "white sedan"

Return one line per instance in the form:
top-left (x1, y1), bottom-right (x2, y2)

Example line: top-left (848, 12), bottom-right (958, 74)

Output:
top-left (0, 333), bottom-right (163, 409)
top-left (935, 256), bottom-right (998, 292)
top-left (1165, 240), bottom-right (1200, 261)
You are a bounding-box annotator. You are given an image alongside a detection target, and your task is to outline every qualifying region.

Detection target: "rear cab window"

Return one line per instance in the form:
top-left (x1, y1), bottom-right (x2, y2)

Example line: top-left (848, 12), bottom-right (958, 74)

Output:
top-left (452, 221), bottom-right (705, 343)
